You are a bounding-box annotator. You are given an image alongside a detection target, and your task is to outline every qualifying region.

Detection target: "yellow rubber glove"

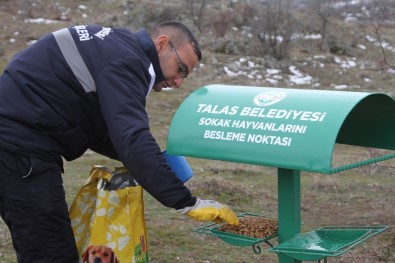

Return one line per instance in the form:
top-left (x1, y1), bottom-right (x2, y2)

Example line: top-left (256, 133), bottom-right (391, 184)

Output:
top-left (178, 199), bottom-right (239, 226)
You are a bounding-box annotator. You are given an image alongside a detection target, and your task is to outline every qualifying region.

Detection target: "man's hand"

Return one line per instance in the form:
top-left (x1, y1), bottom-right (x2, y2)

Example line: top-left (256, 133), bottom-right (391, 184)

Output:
top-left (178, 199), bottom-right (239, 225)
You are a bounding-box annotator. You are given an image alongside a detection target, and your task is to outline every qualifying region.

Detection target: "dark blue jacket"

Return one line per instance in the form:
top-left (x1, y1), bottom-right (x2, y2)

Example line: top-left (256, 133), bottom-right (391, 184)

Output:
top-left (0, 25), bottom-right (196, 209)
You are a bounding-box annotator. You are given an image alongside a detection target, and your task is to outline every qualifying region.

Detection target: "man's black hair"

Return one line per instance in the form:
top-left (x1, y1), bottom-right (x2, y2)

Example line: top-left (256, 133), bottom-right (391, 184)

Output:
top-left (151, 21), bottom-right (202, 61)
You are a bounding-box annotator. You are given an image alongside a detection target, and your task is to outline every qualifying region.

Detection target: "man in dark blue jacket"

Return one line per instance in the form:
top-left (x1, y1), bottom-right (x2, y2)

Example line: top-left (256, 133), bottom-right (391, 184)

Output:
top-left (0, 21), bottom-right (238, 262)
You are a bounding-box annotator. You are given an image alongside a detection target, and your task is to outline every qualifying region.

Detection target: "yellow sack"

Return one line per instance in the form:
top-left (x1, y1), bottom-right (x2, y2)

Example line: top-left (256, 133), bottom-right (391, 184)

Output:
top-left (69, 165), bottom-right (148, 263)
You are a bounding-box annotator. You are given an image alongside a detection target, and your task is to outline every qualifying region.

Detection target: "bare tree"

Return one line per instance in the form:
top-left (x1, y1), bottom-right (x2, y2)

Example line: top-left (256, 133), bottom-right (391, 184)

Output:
top-left (358, 0), bottom-right (395, 70)
top-left (309, 0), bottom-right (340, 50)
top-left (185, 0), bottom-right (207, 34)
top-left (249, 0), bottom-right (296, 60)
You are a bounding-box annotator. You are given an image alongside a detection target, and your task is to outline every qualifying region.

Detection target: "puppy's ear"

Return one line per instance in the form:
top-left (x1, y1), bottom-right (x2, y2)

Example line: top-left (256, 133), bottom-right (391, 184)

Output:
top-left (110, 249), bottom-right (119, 263)
top-left (82, 245), bottom-right (92, 263)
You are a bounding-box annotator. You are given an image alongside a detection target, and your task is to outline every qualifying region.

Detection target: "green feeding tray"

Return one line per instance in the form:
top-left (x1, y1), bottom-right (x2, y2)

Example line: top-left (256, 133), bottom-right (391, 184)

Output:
top-left (193, 213), bottom-right (278, 253)
top-left (269, 225), bottom-right (388, 261)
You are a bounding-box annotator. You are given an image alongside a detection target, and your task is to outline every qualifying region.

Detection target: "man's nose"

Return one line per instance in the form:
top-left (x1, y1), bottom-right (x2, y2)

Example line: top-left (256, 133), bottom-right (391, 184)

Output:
top-left (173, 77), bottom-right (184, 88)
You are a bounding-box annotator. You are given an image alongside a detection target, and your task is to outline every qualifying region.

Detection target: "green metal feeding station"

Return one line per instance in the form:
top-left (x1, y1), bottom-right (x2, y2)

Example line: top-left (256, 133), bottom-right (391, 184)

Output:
top-left (166, 84), bottom-right (394, 262)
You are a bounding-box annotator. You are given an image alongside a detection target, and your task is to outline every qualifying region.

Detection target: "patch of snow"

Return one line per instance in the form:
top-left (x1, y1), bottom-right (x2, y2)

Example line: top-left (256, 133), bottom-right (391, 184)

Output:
top-left (380, 41), bottom-right (395, 52)
top-left (248, 61), bottom-right (255, 67)
top-left (288, 66), bottom-right (313, 85)
top-left (266, 78), bottom-right (279, 84)
top-left (358, 44), bottom-right (366, 50)
top-left (223, 58), bottom-right (269, 82)
top-left (264, 68), bottom-right (283, 85)
top-left (364, 35), bottom-right (395, 52)
top-left (333, 84), bottom-right (349, 89)
top-left (224, 66), bottom-right (238, 77)
top-left (365, 35), bottom-right (376, 42)
top-left (304, 34), bottom-right (321, 40)
top-left (334, 56), bottom-right (357, 69)
top-left (162, 87), bottom-right (175, 91)
top-left (292, 33), bottom-right (321, 40)
top-left (24, 18), bottom-right (59, 24)
top-left (332, 84), bottom-right (361, 90)
top-left (388, 68), bottom-right (395, 74)
top-left (266, 69), bottom-right (281, 75)
top-left (241, 26), bottom-right (253, 38)
top-left (334, 0), bottom-right (365, 8)
top-left (255, 74), bottom-right (263, 80)
top-left (260, 33), bottom-right (284, 43)
top-left (344, 15), bottom-right (358, 22)
top-left (27, 40), bottom-right (37, 46)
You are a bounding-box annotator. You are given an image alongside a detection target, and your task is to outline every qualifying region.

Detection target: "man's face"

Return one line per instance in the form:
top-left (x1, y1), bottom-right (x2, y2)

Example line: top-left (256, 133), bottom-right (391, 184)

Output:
top-left (154, 41), bottom-right (199, 92)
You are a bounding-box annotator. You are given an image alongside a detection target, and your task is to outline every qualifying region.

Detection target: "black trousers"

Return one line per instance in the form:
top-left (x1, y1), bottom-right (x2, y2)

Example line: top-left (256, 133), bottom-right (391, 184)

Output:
top-left (0, 149), bottom-right (79, 263)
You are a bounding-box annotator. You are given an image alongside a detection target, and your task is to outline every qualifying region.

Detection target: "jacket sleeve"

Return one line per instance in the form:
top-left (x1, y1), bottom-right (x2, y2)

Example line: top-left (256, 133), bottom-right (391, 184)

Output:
top-left (89, 132), bottom-right (119, 160)
top-left (95, 57), bottom-right (196, 209)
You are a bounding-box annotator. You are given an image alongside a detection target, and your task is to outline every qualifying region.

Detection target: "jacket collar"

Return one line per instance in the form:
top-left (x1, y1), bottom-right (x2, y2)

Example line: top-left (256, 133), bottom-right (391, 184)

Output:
top-left (135, 30), bottom-right (165, 84)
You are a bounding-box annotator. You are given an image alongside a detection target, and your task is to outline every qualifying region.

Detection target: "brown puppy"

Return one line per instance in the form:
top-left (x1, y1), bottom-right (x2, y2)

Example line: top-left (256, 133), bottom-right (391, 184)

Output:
top-left (82, 245), bottom-right (120, 263)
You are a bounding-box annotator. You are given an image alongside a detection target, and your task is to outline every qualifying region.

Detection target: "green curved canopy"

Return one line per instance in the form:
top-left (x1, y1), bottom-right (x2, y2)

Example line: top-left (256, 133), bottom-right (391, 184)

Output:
top-left (167, 85), bottom-right (395, 173)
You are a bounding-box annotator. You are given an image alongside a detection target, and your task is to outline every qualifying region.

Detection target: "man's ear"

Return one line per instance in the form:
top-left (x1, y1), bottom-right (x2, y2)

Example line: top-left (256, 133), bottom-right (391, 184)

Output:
top-left (155, 35), bottom-right (169, 52)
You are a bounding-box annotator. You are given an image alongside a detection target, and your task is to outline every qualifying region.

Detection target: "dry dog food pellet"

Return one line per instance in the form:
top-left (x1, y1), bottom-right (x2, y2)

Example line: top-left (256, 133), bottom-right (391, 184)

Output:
top-left (218, 216), bottom-right (278, 238)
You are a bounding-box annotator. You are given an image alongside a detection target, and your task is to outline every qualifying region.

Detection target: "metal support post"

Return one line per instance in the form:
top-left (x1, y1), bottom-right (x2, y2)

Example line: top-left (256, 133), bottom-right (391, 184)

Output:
top-left (277, 168), bottom-right (301, 263)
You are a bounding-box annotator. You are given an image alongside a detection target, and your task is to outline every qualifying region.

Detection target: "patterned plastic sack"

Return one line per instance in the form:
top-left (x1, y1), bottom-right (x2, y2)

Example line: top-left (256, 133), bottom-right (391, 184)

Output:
top-left (69, 165), bottom-right (148, 263)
